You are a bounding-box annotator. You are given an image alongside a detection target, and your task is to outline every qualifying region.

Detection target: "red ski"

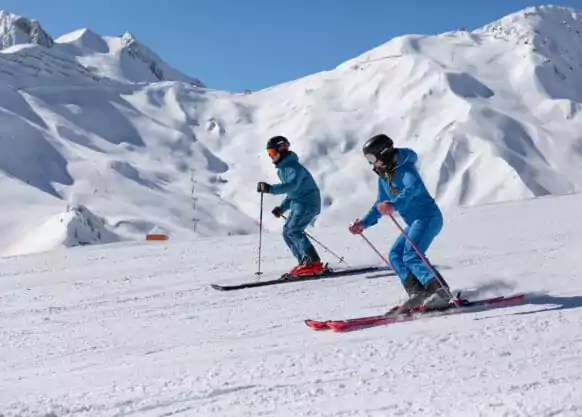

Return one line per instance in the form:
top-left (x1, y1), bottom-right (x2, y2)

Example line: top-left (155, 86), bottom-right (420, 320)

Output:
top-left (305, 293), bottom-right (525, 332)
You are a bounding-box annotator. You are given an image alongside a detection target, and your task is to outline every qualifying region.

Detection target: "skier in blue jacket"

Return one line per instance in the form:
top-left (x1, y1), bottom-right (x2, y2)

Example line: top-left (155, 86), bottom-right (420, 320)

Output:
top-left (257, 136), bottom-right (325, 277)
top-left (348, 134), bottom-right (450, 310)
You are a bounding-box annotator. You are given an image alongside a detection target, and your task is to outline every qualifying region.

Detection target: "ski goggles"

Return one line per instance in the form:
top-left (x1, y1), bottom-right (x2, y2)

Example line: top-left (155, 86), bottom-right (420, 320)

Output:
top-left (267, 148), bottom-right (278, 157)
top-left (364, 153), bottom-right (379, 164)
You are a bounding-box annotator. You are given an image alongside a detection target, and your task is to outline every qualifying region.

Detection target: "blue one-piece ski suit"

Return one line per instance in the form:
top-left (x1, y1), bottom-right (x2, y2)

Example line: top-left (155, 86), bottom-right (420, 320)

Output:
top-left (360, 148), bottom-right (443, 285)
top-left (269, 152), bottom-right (321, 262)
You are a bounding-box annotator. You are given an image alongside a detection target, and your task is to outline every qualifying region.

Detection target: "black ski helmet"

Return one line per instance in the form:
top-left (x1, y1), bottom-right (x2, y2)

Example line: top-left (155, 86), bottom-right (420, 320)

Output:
top-left (266, 135), bottom-right (290, 153)
top-left (362, 134), bottom-right (394, 165)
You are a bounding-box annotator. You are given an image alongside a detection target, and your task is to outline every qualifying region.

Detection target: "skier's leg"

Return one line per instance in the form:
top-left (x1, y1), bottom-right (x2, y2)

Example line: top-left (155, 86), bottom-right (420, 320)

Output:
top-left (399, 214), bottom-right (450, 308)
top-left (282, 212), bottom-right (303, 263)
top-left (284, 206), bottom-right (323, 275)
top-left (388, 232), bottom-right (408, 283)
top-left (384, 214), bottom-right (443, 312)
top-left (304, 242), bottom-right (321, 263)
top-left (286, 206), bottom-right (318, 261)
top-left (401, 215), bottom-right (443, 286)
top-left (388, 231), bottom-right (426, 297)
top-left (298, 208), bottom-right (321, 264)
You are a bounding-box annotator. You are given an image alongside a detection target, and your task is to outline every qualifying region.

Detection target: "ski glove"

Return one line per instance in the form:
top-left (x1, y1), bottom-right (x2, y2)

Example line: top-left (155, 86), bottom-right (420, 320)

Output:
top-left (348, 219), bottom-right (364, 235)
top-left (271, 206), bottom-right (283, 218)
top-left (257, 182), bottom-right (271, 193)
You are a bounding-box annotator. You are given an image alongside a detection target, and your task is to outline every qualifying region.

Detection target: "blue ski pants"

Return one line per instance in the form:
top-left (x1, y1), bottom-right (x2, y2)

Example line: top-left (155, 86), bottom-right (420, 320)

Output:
top-left (283, 204), bottom-right (320, 262)
top-left (388, 212), bottom-right (443, 285)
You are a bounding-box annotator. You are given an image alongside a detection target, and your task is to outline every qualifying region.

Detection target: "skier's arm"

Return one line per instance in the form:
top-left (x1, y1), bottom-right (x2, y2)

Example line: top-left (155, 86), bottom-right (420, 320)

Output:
top-left (269, 166), bottom-right (303, 195)
top-left (360, 179), bottom-right (387, 228)
top-left (392, 170), bottom-right (422, 205)
top-left (360, 205), bottom-right (381, 228)
top-left (279, 196), bottom-right (291, 212)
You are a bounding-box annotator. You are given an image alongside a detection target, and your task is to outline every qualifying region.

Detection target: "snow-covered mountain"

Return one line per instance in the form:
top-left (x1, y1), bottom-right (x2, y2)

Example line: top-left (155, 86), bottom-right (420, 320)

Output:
top-left (0, 10), bottom-right (54, 49)
top-left (0, 11), bottom-right (204, 86)
top-left (0, 5), bottom-right (581, 256)
top-left (55, 29), bottom-right (205, 85)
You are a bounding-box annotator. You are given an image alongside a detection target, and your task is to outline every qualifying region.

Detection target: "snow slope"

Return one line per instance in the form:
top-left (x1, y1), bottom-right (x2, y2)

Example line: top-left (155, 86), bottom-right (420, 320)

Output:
top-left (54, 29), bottom-right (205, 86)
top-left (1, 5), bottom-right (582, 257)
top-left (1, 188), bottom-right (582, 416)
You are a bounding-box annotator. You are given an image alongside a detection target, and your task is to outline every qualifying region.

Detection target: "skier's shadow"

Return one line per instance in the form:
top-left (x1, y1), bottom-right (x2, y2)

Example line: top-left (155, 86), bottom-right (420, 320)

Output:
top-left (510, 292), bottom-right (582, 316)
top-left (475, 292), bottom-right (582, 320)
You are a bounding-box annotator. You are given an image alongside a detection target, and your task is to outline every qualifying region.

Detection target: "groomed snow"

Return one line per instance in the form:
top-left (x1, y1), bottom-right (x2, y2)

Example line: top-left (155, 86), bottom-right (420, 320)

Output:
top-left (1, 191), bottom-right (582, 416)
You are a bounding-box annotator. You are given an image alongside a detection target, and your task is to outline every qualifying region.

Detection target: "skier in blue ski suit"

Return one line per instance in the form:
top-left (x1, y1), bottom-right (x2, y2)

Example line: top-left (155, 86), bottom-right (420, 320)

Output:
top-left (257, 136), bottom-right (324, 276)
top-left (349, 134), bottom-right (449, 309)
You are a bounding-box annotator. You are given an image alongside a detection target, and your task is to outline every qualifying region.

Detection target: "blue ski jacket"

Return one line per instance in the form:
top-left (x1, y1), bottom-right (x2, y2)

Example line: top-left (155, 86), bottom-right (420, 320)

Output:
top-left (360, 148), bottom-right (440, 227)
top-left (269, 152), bottom-right (321, 213)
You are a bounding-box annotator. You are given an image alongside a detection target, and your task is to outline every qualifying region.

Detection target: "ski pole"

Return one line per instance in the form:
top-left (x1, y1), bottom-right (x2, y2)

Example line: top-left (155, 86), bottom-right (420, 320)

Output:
top-left (280, 215), bottom-right (347, 264)
top-left (357, 232), bottom-right (392, 270)
top-left (255, 192), bottom-right (264, 276)
top-left (386, 213), bottom-right (453, 298)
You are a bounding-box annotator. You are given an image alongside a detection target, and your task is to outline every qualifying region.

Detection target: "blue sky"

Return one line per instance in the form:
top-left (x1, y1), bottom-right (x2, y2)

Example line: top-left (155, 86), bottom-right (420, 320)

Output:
top-left (1, 0), bottom-right (580, 91)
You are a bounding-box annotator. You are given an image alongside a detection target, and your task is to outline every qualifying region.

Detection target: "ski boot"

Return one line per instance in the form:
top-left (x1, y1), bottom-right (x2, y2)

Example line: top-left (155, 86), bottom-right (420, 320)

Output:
top-left (281, 263), bottom-right (304, 278)
top-left (289, 260), bottom-right (325, 276)
top-left (386, 273), bottom-right (431, 316)
top-left (386, 272), bottom-right (453, 315)
top-left (284, 244), bottom-right (326, 278)
top-left (421, 278), bottom-right (452, 310)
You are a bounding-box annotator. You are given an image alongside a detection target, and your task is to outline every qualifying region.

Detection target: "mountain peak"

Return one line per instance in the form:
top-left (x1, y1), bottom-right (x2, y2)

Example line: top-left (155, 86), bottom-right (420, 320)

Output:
top-left (119, 31), bottom-right (152, 63)
top-left (55, 27), bottom-right (110, 54)
top-left (118, 31), bottom-right (165, 80)
top-left (474, 4), bottom-right (582, 44)
top-left (0, 10), bottom-right (54, 50)
top-left (120, 31), bottom-right (138, 44)
top-left (117, 31), bottom-right (205, 86)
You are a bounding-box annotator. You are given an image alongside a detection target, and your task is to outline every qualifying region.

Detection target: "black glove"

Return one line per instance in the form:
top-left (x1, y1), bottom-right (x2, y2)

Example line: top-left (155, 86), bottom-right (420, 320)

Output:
top-left (271, 206), bottom-right (283, 218)
top-left (257, 182), bottom-right (271, 193)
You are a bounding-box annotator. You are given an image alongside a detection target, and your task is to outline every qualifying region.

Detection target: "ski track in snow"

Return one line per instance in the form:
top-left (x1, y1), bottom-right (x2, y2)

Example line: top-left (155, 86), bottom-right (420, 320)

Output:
top-left (2, 192), bottom-right (582, 416)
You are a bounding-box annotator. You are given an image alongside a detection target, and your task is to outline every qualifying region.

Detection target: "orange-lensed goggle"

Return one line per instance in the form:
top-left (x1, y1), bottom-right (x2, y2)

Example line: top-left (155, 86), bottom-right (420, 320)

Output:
top-left (267, 148), bottom-right (278, 157)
